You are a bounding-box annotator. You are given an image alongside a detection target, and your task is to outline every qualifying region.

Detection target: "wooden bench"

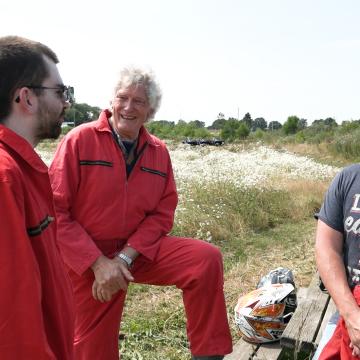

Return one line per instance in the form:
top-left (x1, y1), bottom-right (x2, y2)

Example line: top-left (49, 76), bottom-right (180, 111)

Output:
top-left (225, 275), bottom-right (336, 360)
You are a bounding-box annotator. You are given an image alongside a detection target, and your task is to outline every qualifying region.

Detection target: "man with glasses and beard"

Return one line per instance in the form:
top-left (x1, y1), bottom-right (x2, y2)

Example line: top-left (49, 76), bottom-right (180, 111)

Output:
top-left (0, 35), bottom-right (75, 359)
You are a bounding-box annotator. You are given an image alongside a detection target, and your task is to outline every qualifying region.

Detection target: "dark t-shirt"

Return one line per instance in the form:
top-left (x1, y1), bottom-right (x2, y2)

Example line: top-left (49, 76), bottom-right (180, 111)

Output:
top-left (318, 164), bottom-right (360, 288)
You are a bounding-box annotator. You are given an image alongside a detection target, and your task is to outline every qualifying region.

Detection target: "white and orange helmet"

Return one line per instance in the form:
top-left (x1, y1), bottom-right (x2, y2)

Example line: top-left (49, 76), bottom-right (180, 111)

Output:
top-left (234, 283), bottom-right (296, 343)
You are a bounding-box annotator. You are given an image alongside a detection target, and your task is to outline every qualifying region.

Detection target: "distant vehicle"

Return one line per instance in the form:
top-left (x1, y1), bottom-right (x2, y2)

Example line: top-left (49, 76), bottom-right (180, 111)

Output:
top-left (204, 138), bottom-right (225, 146)
top-left (182, 138), bottom-right (224, 146)
top-left (61, 121), bottom-right (75, 128)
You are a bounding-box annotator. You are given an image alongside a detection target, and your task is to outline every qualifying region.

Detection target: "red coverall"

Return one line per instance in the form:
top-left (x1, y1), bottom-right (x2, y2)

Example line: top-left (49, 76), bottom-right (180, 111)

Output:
top-left (319, 286), bottom-right (360, 360)
top-left (49, 110), bottom-right (232, 359)
top-left (0, 125), bottom-right (74, 359)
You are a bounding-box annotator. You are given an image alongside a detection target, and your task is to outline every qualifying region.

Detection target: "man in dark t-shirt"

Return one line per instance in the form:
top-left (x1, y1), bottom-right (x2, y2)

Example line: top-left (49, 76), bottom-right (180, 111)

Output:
top-left (316, 164), bottom-right (360, 359)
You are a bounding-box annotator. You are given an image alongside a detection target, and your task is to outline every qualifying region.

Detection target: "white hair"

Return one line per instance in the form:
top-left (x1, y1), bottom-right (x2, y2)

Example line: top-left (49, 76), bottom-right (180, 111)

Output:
top-left (113, 66), bottom-right (162, 121)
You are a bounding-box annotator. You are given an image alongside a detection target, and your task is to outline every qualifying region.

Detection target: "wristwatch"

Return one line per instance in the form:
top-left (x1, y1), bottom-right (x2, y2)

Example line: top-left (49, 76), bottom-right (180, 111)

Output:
top-left (117, 252), bottom-right (133, 268)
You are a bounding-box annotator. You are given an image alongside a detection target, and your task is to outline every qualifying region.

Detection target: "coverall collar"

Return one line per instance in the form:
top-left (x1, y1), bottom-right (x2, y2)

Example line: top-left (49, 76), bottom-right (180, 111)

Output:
top-left (95, 109), bottom-right (160, 148)
top-left (0, 124), bottom-right (48, 173)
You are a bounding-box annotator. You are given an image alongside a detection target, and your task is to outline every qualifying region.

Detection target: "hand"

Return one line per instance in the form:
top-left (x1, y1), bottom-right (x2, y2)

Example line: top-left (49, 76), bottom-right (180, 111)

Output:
top-left (345, 308), bottom-right (360, 357)
top-left (350, 342), bottom-right (360, 358)
top-left (91, 255), bottom-right (134, 302)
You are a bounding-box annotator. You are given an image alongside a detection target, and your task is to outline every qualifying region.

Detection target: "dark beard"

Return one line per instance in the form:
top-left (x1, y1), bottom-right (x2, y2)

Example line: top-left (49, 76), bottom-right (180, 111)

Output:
top-left (35, 102), bottom-right (64, 141)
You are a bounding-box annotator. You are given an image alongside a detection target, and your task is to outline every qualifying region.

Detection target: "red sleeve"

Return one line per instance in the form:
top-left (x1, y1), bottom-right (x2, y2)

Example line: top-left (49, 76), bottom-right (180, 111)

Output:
top-left (0, 180), bottom-right (55, 359)
top-left (49, 137), bottom-right (102, 276)
top-left (127, 150), bottom-right (178, 260)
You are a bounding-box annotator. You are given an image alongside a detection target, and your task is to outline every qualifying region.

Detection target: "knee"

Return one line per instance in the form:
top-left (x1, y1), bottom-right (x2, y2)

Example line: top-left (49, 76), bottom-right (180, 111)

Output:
top-left (193, 242), bottom-right (224, 283)
top-left (203, 243), bottom-right (223, 265)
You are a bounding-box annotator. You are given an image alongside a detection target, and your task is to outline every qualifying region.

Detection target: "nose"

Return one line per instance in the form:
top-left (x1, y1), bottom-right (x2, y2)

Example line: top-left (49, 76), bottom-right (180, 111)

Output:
top-left (123, 99), bottom-right (135, 111)
top-left (63, 100), bottom-right (71, 110)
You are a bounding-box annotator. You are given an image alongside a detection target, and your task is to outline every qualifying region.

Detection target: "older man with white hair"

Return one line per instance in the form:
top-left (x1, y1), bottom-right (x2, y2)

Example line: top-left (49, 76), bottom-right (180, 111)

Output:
top-left (49, 66), bottom-right (232, 360)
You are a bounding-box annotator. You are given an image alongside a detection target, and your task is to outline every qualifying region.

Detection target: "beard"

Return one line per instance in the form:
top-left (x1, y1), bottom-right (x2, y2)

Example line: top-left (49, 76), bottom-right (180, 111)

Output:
top-left (35, 99), bottom-right (65, 141)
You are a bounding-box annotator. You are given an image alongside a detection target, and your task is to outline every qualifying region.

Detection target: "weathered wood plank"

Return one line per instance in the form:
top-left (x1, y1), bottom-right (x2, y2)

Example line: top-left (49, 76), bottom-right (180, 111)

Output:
top-left (314, 298), bottom-right (337, 347)
top-left (281, 281), bottom-right (329, 354)
top-left (252, 342), bottom-right (282, 360)
top-left (224, 338), bottom-right (258, 360)
top-left (296, 287), bottom-right (308, 303)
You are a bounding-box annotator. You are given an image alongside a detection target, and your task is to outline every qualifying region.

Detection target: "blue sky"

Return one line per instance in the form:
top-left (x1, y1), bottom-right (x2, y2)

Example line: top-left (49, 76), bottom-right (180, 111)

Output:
top-left (2, 0), bottom-right (360, 125)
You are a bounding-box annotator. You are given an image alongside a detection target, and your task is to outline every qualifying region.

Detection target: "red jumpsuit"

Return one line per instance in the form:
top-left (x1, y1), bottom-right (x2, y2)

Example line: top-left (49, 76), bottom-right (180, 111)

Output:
top-left (49, 110), bottom-right (232, 359)
top-left (319, 286), bottom-right (360, 360)
top-left (0, 125), bottom-right (74, 359)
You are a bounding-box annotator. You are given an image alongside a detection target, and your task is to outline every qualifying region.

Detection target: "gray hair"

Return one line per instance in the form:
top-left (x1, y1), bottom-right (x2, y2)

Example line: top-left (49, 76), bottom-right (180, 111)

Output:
top-left (113, 66), bottom-right (162, 121)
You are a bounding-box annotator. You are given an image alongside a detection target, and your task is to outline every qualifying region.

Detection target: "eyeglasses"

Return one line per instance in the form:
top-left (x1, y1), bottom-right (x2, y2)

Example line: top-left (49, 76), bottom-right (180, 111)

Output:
top-left (26, 85), bottom-right (75, 104)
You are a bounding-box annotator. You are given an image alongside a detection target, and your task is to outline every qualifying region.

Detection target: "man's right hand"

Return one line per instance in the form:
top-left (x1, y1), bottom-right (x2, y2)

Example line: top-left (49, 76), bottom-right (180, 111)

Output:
top-left (345, 307), bottom-right (360, 357)
top-left (90, 255), bottom-right (134, 302)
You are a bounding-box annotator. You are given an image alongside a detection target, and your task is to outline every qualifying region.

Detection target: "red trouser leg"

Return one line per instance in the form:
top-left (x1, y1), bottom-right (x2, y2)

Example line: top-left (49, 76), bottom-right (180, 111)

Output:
top-left (69, 269), bottom-right (127, 360)
top-left (132, 236), bottom-right (233, 356)
top-left (70, 236), bottom-right (232, 359)
top-left (319, 286), bottom-right (360, 360)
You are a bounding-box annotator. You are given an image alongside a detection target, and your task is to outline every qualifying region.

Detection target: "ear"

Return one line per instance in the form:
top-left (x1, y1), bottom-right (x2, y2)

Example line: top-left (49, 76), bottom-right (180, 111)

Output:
top-left (15, 88), bottom-right (38, 114)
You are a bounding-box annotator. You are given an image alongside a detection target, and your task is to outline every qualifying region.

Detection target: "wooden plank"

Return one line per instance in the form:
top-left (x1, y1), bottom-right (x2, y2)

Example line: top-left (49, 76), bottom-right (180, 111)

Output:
top-left (252, 342), bottom-right (282, 360)
top-left (296, 287), bottom-right (308, 303)
top-left (281, 281), bottom-right (329, 354)
top-left (224, 338), bottom-right (258, 360)
top-left (314, 298), bottom-right (337, 346)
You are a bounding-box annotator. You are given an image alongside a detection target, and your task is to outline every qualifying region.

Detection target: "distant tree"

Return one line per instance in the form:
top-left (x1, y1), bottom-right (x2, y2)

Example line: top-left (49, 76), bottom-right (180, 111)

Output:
top-left (209, 118), bottom-right (227, 130)
top-left (153, 120), bottom-right (175, 127)
top-left (283, 115), bottom-right (300, 135)
top-left (146, 120), bottom-right (175, 138)
top-left (193, 127), bottom-right (211, 138)
top-left (65, 103), bottom-right (101, 126)
top-left (312, 118), bottom-right (338, 128)
top-left (268, 121), bottom-right (282, 131)
top-left (236, 123), bottom-right (250, 139)
top-left (217, 112), bottom-right (225, 120)
top-left (311, 119), bottom-right (325, 127)
top-left (188, 120), bottom-right (205, 128)
top-left (339, 120), bottom-right (360, 134)
top-left (324, 117), bottom-right (338, 127)
top-left (252, 117), bottom-right (267, 131)
top-left (298, 118), bottom-right (308, 130)
top-left (220, 119), bottom-right (239, 141)
top-left (242, 112), bottom-right (252, 129)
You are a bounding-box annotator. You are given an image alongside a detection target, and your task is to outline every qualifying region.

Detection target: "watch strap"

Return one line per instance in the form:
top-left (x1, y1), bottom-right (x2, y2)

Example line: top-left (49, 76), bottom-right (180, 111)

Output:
top-left (117, 252), bottom-right (133, 268)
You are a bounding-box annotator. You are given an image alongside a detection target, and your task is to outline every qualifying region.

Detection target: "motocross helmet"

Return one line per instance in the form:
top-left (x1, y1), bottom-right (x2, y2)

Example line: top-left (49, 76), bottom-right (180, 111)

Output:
top-left (234, 283), bottom-right (296, 343)
top-left (257, 267), bottom-right (295, 288)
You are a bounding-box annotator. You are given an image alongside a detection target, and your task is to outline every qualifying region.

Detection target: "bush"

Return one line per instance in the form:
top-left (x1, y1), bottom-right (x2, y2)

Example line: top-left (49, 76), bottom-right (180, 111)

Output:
top-left (283, 116), bottom-right (299, 135)
top-left (236, 123), bottom-right (250, 139)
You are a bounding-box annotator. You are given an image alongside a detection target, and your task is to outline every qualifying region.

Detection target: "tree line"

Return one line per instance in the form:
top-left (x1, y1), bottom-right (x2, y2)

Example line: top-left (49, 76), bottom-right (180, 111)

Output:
top-left (63, 103), bottom-right (345, 144)
top-left (64, 103), bottom-right (101, 126)
top-left (146, 112), bottom-right (342, 142)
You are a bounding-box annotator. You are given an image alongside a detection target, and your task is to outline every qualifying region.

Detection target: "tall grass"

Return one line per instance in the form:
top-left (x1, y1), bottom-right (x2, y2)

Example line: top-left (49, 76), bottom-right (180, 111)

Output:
top-left (172, 179), bottom-right (326, 245)
top-left (330, 128), bottom-right (360, 160)
top-left (260, 122), bottom-right (360, 166)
